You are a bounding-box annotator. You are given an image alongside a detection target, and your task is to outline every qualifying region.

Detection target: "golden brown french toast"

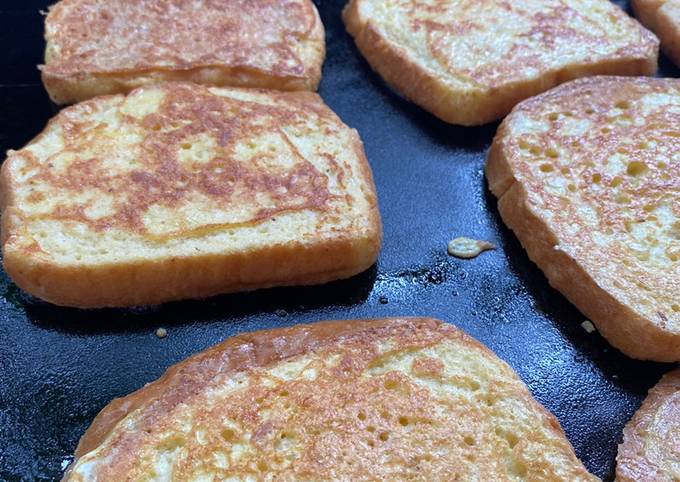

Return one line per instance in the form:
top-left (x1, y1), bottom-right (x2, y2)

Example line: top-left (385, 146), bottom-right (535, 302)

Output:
top-left (1, 82), bottom-right (381, 308)
top-left (486, 76), bottom-right (680, 362)
top-left (617, 369), bottom-right (680, 482)
top-left (41, 0), bottom-right (325, 104)
top-left (343, 0), bottom-right (658, 126)
top-left (633, 0), bottom-right (680, 66)
top-left (62, 317), bottom-right (597, 481)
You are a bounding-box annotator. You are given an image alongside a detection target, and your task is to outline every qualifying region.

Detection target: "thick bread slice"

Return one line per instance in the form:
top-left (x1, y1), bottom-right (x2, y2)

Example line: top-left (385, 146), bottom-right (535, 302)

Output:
top-left (62, 317), bottom-right (597, 481)
top-left (41, 0), bottom-right (325, 104)
top-left (616, 369), bottom-right (680, 482)
top-left (343, 0), bottom-right (658, 126)
top-left (633, 0), bottom-right (680, 66)
top-left (1, 82), bottom-right (381, 308)
top-left (486, 76), bottom-right (680, 362)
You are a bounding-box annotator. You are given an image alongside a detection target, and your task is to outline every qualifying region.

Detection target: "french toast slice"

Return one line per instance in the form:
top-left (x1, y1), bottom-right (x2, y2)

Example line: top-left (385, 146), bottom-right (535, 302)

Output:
top-left (616, 369), bottom-right (680, 482)
top-left (343, 0), bottom-right (658, 126)
top-left (633, 0), bottom-right (680, 66)
top-left (0, 82), bottom-right (381, 308)
top-left (62, 317), bottom-right (597, 481)
top-left (41, 0), bottom-right (325, 104)
top-left (486, 76), bottom-right (680, 362)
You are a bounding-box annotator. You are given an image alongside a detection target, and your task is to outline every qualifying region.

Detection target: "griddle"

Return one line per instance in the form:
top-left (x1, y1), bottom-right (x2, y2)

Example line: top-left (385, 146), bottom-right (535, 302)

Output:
top-left (0, 1), bottom-right (677, 480)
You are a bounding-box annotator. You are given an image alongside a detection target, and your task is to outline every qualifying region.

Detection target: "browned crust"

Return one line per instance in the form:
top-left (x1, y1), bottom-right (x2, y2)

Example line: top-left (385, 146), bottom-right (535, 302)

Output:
top-left (343, 0), bottom-right (658, 126)
top-left (1, 193), bottom-right (381, 308)
top-left (0, 86), bottom-right (381, 309)
top-left (41, 0), bottom-right (326, 104)
top-left (632, 0), bottom-right (667, 28)
top-left (633, 0), bottom-right (680, 66)
top-left (616, 368), bottom-right (680, 482)
top-left (485, 76), bottom-right (679, 362)
top-left (656, 3), bottom-right (680, 65)
top-left (1, 235), bottom-right (380, 308)
top-left (42, 64), bottom-right (325, 106)
top-left (63, 317), bottom-right (588, 479)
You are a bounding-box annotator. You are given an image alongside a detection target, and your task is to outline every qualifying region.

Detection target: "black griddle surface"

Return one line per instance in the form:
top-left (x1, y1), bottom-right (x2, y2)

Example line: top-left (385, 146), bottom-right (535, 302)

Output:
top-left (0, 1), bottom-right (677, 480)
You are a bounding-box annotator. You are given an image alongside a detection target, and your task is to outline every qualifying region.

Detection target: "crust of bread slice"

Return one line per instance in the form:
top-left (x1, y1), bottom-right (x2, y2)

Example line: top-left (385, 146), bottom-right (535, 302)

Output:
top-left (1, 82), bottom-right (381, 308)
top-left (343, 0), bottom-right (658, 126)
top-left (41, 0), bottom-right (325, 104)
top-left (62, 317), bottom-right (598, 481)
top-left (486, 76), bottom-right (680, 362)
top-left (616, 368), bottom-right (680, 482)
top-left (633, 0), bottom-right (680, 66)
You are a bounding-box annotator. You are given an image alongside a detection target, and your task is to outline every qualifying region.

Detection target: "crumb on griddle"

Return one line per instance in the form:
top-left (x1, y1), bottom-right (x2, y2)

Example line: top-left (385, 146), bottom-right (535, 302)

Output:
top-left (581, 320), bottom-right (596, 334)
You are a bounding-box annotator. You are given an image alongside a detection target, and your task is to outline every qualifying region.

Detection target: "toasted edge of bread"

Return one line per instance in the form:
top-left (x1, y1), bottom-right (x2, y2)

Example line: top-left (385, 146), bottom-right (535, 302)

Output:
top-left (486, 76), bottom-right (679, 362)
top-left (41, 1), bottom-right (326, 104)
top-left (342, 0), bottom-right (658, 126)
top-left (633, 0), bottom-right (680, 66)
top-left (633, 0), bottom-right (668, 27)
top-left (42, 65), bottom-right (326, 106)
top-left (63, 317), bottom-right (595, 480)
top-left (616, 368), bottom-right (680, 482)
top-left (1, 233), bottom-right (381, 308)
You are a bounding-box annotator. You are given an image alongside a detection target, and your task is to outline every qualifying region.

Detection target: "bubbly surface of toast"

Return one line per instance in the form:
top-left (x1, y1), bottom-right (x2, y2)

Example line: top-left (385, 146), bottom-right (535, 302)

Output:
top-left (41, 0), bottom-right (325, 104)
top-left (343, 0), bottom-right (658, 125)
top-left (487, 76), bottom-right (680, 361)
top-left (1, 82), bottom-right (381, 308)
top-left (63, 317), bottom-right (597, 481)
top-left (617, 369), bottom-right (680, 482)
top-left (633, 0), bottom-right (680, 66)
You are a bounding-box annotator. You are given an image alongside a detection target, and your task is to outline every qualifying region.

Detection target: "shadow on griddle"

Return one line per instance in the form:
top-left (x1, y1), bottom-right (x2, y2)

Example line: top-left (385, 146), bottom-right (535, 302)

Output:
top-left (658, 55), bottom-right (680, 78)
top-left (366, 73), bottom-right (499, 152)
top-left (390, 93), bottom-right (500, 153)
top-left (0, 85), bottom-right (54, 155)
top-left (481, 185), bottom-right (672, 394)
top-left (21, 264), bottom-right (378, 335)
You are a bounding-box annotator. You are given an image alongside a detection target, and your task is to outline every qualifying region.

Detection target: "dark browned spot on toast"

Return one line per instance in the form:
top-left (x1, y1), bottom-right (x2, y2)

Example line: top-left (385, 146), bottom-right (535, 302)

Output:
top-left (24, 83), bottom-right (341, 238)
top-left (411, 356), bottom-right (445, 378)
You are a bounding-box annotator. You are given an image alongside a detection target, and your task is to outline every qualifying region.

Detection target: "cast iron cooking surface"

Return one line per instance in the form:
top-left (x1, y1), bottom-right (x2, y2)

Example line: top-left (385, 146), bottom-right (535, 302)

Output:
top-left (0, 1), bottom-right (677, 480)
